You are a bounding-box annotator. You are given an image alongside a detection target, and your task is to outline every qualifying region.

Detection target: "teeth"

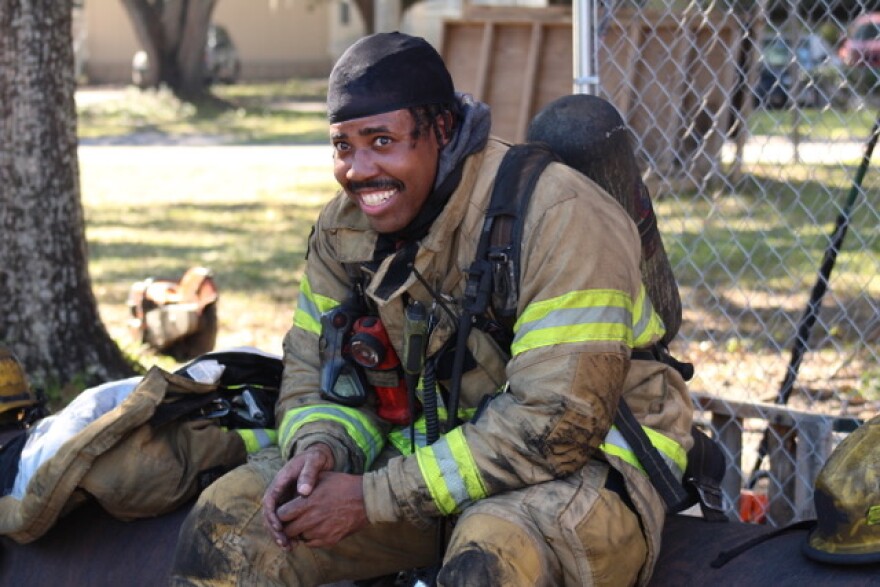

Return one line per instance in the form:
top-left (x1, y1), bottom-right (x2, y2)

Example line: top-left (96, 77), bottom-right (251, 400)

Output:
top-left (361, 190), bottom-right (394, 206)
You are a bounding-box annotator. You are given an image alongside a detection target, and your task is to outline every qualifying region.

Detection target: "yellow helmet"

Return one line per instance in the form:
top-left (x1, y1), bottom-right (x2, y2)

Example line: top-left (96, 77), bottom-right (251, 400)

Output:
top-left (0, 346), bottom-right (37, 415)
top-left (803, 415), bottom-right (880, 564)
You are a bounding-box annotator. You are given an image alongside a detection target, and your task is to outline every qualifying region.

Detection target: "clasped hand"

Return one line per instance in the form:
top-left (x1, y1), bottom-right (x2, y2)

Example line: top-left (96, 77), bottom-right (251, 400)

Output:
top-left (262, 444), bottom-right (368, 550)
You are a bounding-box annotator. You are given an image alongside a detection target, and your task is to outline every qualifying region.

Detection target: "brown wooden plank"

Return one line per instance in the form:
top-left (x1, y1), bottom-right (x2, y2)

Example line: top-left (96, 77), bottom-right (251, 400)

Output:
top-left (515, 22), bottom-right (543, 141)
top-left (475, 21), bottom-right (495, 101)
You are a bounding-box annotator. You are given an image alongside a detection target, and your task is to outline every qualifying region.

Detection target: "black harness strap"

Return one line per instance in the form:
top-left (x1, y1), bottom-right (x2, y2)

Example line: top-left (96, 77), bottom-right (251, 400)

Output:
top-left (446, 144), bottom-right (559, 431)
top-left (614, 399), bottom-right (692, 512)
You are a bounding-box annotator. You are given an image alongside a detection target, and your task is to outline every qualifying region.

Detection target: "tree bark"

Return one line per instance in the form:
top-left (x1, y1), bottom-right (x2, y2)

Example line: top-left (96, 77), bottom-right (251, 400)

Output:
top-left (121, 0), bottom-right (217, 102)
top-left (0, 0), bottom-right (135, 388)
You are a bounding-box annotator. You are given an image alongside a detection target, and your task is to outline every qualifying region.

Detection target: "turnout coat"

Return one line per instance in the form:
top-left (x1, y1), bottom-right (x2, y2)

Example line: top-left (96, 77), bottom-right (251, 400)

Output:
top-left (277, 137), bottom-right (693, 584)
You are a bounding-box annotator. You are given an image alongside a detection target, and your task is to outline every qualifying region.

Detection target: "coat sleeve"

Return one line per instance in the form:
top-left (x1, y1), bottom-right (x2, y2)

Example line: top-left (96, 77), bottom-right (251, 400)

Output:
top-left (275, 200), bottom-right (390, 474)
top-left (363, 166), bottom-right (665, 524)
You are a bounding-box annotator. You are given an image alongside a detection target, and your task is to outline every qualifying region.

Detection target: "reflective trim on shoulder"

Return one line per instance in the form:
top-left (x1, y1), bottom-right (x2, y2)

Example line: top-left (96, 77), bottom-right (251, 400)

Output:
top-left (511, 289), bottom-right (633, 356)
top-left (293, 274), bottom-right (341, 334)
top-left (632, 284), bottom-right (666, 348)
top-left (279, 404), bottom-right (384, 467)
top-left (415, 428), bottom-right (488, 515)
top-left (235, 428), bottom-right (278, 453)
top-left (600, 425), bottom-right (687, 481)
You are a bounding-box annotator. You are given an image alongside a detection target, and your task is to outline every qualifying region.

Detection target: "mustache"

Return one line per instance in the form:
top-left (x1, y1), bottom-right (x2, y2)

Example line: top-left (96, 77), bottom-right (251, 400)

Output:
top-left (346, 179), bottom-right (404, 193)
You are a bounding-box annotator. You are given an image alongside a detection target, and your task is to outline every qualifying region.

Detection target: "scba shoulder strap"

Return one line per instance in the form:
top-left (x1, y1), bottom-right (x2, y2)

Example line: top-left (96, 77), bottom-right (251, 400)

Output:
top-left (445, 144), bottom-right (559, 430)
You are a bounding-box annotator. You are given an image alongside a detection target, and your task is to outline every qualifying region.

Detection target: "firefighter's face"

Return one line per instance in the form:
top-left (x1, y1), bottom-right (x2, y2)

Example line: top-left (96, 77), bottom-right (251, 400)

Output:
top-left (330, 108), bottom-right (446, 234)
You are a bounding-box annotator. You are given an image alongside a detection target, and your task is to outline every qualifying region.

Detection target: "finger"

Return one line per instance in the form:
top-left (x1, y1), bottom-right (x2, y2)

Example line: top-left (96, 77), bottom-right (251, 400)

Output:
top-left (262, 461), bottom-right (304, 549)
top-left (262, 499), bottom-right (290, 549)
top-left (276, 494), bottom-right (308, 523)
top-left (267, 459), bottom-right (304, 505)
top-left (296, 456), bottom-right (323, 496)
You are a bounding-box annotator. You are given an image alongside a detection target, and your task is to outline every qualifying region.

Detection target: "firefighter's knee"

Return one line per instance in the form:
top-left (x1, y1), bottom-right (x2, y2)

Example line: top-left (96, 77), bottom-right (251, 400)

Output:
top-left (438, 513), bottom-right (546, 587)
top-left (438, 547), bottom-right (501, 587)
top-left (171, 458), bottom-right (278, 585)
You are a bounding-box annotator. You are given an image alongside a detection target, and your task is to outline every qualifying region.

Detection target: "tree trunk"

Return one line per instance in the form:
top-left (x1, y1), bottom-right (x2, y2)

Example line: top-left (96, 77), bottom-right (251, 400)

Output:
top-left (352, 0), bottom-right (376, 35)
top-left (177, 0), bottom-right (215, 99)
top-left (0, 0), bottom-right (135, 389)
top-left (121, 0), bottom-right (217, 102)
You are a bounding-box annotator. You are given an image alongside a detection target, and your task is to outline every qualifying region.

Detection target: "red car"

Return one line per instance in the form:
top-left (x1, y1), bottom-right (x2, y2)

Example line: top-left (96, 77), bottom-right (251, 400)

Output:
top-left (839, 13), bottom-right (880, 67)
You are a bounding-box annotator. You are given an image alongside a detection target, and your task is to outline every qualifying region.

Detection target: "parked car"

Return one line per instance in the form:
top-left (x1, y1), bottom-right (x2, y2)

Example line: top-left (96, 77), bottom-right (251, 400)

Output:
top-left (838, 13), bottom-right (880, 68)
top-left (755, 34), bottom-right (850, 109)
top-left (132, 24), bottom-right (241, 88)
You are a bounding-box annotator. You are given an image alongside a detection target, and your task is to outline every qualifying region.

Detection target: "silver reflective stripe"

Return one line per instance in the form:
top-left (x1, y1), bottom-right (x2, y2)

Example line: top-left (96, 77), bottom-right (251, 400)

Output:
top-left (390, 425), bottom-right (427, 454)
top-left (295, 290), bottom-right (321, 326)
top-left (515, 305), bottom-right (630, 339)
top-left (252, 428), bottom-right (274, 449)
top-left (433, 438), bottom-right (472, 509)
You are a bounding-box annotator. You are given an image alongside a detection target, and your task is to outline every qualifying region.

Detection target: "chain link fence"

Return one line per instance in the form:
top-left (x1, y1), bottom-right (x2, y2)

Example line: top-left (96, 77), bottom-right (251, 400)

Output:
top-left (444, 0), bottom-right (880, 526)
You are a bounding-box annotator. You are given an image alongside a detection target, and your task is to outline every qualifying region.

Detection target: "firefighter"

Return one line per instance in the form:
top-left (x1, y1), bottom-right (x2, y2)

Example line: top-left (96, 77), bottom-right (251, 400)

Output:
top-left (171, 32), bottom-right (693, 586)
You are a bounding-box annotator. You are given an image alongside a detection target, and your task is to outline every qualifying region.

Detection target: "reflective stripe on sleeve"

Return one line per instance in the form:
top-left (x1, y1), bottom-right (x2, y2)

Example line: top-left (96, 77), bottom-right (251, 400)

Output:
top-left (292, 274), bottom-right (340, 334)
top-left (632, 284), bottom-right (666, 348)
top-left (600, 425), bottom-right (687, 481)
top-left (388, 407), bottom-right (478, 456)
top-left (235, 428), bottom-right (278, 453)
top-left (415, 428), bottom-right (488, 515)
top-left (279, 404), bottom-right (384, 467)
top-left (511, 289), bottom-right (633, 356)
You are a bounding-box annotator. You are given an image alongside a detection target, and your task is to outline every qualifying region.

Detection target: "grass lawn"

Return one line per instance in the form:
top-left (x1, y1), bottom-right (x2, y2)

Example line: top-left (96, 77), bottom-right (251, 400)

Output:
top-left (77, 79), bottom-right (330, 144)
top-left (80, 146), bottom-right (337, 372)
top-left (77, 81), bottom-right (880, 405)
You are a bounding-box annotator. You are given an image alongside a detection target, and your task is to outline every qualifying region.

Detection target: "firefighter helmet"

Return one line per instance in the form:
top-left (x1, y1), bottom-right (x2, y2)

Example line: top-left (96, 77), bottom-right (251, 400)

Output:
top-left (802, 415), bottom-right (880, 565)
top-left (0, 346), bottom-right (37, 415)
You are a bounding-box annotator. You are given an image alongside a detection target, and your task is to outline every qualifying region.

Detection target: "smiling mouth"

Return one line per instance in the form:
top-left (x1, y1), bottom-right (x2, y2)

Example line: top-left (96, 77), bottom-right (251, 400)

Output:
top-left (359, 189), bottom-right (396, 207)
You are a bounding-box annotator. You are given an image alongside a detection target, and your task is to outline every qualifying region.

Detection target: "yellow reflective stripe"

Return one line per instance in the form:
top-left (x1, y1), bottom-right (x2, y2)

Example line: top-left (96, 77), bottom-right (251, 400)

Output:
top-left (600, 425), bottom-right (687, 480)
top-left (235, 428), bottom-right (278, 453)
top-left (511, 289), bottom-right (633, 356)
top-left (632, 284), bottom-right (666, 347)
top-left (415, 428), bottom-right (488, 515)
top-left (642, 426), bottom-right (688, 474)
top-left (293, 274), bottom-right (341, 334)
top-left (601, 438), bottom-right (645, 473)
top-left (388, 404), bottom-right (479, 456)
top-left (389, 419), bottom-right (427, 455)
top-left (279, 404), bottom-right (384, 466)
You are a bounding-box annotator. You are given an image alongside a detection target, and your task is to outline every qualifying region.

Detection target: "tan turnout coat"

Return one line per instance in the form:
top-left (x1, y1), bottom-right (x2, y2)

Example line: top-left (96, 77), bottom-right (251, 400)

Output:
top-left (278, 138), bottom-right (693, 583)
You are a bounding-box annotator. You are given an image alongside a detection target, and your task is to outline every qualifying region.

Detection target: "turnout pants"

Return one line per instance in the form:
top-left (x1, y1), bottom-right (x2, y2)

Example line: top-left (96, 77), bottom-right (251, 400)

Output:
top-left (171, 448), bottom-right (649, 587)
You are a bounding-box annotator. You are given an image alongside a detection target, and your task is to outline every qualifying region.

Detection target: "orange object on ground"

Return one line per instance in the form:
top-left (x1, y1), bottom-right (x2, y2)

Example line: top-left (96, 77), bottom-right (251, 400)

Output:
top-left (740, 489), bottom-right (769, 524)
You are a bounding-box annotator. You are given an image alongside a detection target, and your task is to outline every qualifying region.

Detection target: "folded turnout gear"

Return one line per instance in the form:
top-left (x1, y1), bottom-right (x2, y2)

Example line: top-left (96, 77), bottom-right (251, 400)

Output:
top-left (0, 348), bottom-right (281, 544)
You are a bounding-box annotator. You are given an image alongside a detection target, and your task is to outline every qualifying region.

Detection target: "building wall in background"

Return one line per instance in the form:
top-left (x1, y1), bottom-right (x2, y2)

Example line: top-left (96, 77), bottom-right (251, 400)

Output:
top-left (77, 0), bottom-right (545, 85)
top-left (81, 0), bottom-right (333, 84)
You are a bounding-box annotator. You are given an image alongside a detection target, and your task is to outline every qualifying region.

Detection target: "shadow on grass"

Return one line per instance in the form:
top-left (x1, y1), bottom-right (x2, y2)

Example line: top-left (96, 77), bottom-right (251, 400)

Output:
top-left (87, 200), bottom-right (325, 301)
top-left (662, 163), bottom-right (879, 350)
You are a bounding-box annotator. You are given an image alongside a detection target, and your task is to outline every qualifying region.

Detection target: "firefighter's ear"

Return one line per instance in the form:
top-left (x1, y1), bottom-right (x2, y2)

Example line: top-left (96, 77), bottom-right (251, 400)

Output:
top-left (436, 112), bottom-right (453, 148)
